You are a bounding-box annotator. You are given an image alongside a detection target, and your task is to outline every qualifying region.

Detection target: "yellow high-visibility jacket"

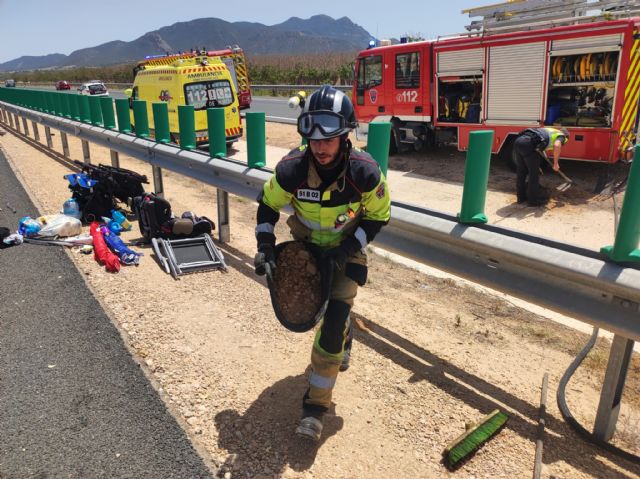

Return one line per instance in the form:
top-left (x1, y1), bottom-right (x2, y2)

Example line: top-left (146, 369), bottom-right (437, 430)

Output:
top-left (256, 145), bottom-right (391, 250)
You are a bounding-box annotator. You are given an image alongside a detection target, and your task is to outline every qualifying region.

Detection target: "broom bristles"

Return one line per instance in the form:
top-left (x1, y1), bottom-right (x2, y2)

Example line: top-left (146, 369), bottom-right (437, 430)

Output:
top-left (444, 410), bottom-right (509, 469)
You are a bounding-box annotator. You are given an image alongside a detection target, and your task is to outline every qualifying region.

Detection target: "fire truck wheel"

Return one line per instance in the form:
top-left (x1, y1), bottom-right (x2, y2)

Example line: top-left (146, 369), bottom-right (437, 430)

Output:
top-left (499, 136), bottom-right (517, 172)
top-left (389, 124), bottom-right (399, 155)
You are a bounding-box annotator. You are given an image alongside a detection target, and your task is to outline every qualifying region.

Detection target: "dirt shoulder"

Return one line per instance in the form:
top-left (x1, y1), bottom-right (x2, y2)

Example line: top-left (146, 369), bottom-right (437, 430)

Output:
top-left (0, 122), bottom-right (638, 479)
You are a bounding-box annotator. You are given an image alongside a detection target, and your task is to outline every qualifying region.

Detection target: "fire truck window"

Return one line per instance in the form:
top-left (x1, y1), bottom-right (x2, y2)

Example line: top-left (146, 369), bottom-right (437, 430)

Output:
top-left (438, 78), bottom-right (482, 124)
top-left (396, 52), bottom-right (420, 89)
top-left (545, 51), bottom-right (618, 128)
top-left (358, 56), bottom-right (382, 89)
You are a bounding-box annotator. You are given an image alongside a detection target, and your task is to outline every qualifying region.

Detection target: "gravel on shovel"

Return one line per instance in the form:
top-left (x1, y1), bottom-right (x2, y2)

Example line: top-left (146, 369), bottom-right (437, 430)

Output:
top-left (273, 242), bottom-right (323, 325)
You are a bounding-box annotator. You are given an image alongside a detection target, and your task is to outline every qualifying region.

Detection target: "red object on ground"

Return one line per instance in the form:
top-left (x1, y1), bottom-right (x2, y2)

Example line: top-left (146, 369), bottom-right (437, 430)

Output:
top-left (90, 222), bottom-right (120, 273)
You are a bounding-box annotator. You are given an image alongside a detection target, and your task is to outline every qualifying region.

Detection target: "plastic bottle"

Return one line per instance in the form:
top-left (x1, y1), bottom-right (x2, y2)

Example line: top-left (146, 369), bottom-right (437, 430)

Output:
top-left (18, 216), bottom-right (42, 237)
top-left (111, 209), bottom-right (132, 231)
top-left (63, 198), bottom-right (81, 220)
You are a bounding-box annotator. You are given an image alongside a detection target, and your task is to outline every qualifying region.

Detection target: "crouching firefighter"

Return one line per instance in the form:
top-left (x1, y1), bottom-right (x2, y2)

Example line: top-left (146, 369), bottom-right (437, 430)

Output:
top-left (254, 86), bottom-right (391, 441)
top-left (514, 126), bottom-right (570, 206)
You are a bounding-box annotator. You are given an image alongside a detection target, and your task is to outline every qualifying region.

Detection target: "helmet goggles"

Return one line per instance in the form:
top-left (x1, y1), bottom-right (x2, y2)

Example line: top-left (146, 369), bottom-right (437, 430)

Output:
top-left (297, 111), bottom-right (348, 139)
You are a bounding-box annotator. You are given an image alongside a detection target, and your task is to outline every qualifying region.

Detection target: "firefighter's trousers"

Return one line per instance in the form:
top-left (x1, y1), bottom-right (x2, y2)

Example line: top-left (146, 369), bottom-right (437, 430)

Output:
top-left (303, 264), bottom-right (359, 415)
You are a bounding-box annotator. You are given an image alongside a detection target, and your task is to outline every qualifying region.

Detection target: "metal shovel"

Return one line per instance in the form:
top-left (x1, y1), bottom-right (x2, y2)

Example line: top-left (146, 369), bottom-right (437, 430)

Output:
top-left (540, 152), bottom-right (574, 191)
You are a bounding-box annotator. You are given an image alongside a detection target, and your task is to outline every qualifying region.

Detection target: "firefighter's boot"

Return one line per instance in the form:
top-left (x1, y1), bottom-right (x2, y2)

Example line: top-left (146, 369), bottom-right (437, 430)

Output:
top-left (296, 414), bottom-right (324, 441)
top-left (339, 319), bottom-right (353, 372)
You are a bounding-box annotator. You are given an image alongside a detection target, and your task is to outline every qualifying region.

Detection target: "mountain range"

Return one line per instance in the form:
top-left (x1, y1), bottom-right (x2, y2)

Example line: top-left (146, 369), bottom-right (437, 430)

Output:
top-left (0, 15), bottom-right (375, 72)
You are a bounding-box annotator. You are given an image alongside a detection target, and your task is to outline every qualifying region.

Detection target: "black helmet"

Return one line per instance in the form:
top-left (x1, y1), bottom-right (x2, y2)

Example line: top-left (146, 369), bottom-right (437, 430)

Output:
top-left (297, 85), bottom-right (357, 140)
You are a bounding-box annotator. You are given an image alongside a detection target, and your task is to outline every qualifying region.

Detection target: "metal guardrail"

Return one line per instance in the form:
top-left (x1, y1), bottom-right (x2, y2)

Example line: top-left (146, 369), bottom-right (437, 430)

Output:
top-left (1, 100), bottom-right (639, 442)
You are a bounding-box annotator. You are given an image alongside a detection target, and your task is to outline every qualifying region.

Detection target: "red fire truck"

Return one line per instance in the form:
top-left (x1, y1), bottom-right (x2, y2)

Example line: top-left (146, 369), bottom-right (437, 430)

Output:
top-left (353, 16), bottom-right (640, 163)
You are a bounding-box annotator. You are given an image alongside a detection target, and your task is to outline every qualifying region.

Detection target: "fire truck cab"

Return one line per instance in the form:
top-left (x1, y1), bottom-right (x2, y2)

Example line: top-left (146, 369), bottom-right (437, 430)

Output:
top-left (354, 14), bottom-right (640, 163)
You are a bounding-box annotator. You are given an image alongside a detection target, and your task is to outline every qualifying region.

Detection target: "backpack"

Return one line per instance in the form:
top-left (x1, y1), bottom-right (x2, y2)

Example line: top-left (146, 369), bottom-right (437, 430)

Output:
top-left (133, 193), bottom-right (216, 242)
top-left (132, 192), bottom-right (173, 242)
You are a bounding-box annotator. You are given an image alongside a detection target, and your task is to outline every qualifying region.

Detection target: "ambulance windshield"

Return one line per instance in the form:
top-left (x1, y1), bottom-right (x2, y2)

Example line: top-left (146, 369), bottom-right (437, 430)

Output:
top-left (184, 80), bottom-right (234, 110)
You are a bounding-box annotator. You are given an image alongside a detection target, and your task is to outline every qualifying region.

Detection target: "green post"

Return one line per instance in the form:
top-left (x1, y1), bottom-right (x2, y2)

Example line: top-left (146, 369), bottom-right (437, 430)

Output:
top-left (601, 145), bottom-right (640, 262)
top-left (207, 107), bottom-right (226, 157)
top-left (152, 102), bottom-right (170, 143)
top-left (132, 100), bottom-right (149, 138)
top-left (366, 122), bottom-right (391, 176)
top-left (43, 92), bottom-right (53, 114)
top-left (100, 96), bottom-right (116, 129)
top-left (246, 111), bottom-right (266, 167)
top-left (115, 98), bottom-right (131, 133)
top-left (88, 96), bottom-right (103, 126)
top-left (60, 93), bottom-right (71, 118)
top-left (68, 94), bottom-right (80, 121)
top-left (177, 105), bottom-right (196, 150)
top-left (457, 130), bottom-right (495, 224)
top-left (55, 93), bottom-right (65, 117)
top-left (77, 95), bottom-right (90, 122)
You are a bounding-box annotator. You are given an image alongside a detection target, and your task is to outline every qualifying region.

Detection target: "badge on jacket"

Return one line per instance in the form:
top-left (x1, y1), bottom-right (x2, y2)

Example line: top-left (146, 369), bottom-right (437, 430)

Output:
top-left (297, 189), bottom-right (320, 201)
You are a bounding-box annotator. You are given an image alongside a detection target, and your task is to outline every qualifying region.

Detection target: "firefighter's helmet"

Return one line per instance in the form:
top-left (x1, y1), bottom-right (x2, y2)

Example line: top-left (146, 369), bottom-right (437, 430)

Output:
top-left (297, 85), bottom-right (357, 140)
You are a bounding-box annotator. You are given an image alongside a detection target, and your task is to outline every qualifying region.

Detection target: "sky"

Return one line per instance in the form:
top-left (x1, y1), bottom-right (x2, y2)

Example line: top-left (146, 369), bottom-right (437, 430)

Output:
top-left (0, 0), bottom-right (476, 64)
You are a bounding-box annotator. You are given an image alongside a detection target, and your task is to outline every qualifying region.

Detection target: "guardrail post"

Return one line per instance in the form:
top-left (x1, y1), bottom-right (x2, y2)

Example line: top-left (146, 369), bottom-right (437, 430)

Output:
top-left (88, 96), bottom-right (103, 126)
top-left (366, 121), bottom-right (391, 176)
top-left (152, 165), bottom-right (164, 198)
top-left (14, 113), bottom-right (21, 133)
top-left (177, 105), bottom-right (196, 150)
top-left (152, 102), bottom-right (170, 143)
top-left (217, 189), bottom-right (230, 243)
top-left (246, 111), bottom-right (266, 167)
top-left (458, 130), bottom-right (494, 224)
top-left (115, 99), bottom-right (131, 133)
top-left (110, 150), bottom-right (120, 168)
top-left (601, 145), bottom-right (640, 263)
top-left (207, 107), bottom-right (226, 158)
top-left (22, 117), bottom-right (29, 136)
top-left (100, 96), bottom-right (116, 129)
top-left (593, 329), bottom-right (635, 442)
top-left (31, 121), bottom-right (40, 142)
top-left (60, 132), bottom-right (70, 158)
top-left (45, 126), bottom-right (53, 148)
top-left (78, 96), bottom-right (91, 123)
top-left (133, 100), bottom-right (149, 138)
top-left (81, 140), bottom-right (91, 164)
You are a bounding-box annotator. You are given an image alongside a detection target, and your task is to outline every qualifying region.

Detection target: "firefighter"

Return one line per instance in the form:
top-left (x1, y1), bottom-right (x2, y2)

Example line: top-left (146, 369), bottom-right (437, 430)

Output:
top-left (254, 85), bottom-right (391, 441)
top-left (514, 126), bottom-right (570, 206)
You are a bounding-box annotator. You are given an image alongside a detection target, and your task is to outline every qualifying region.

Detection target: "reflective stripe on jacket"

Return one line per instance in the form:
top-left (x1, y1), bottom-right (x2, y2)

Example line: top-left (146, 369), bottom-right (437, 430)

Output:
top-left (258, 145), bottom-right (391, 248)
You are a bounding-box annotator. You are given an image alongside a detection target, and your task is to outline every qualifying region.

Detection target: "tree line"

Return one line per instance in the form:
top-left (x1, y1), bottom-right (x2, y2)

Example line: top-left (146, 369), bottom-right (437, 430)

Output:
top-left (0, 52), bottom-right (356, 86)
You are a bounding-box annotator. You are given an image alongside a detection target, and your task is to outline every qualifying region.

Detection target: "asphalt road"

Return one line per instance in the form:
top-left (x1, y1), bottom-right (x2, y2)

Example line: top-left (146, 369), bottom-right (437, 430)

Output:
top-left (0, 150), bottom-right (212, 477)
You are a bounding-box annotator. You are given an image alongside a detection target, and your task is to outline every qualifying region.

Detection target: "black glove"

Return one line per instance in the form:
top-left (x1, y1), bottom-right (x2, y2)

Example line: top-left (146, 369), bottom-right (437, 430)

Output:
top-left (323, 236), bottom-right (361, 271)
top-left (254, 243), bottom-right (276, 276)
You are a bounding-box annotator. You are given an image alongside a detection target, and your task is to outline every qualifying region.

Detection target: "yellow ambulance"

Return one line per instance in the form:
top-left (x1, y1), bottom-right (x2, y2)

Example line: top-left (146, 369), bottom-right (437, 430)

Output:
top-left (125, 54), bottom-right (242, 146)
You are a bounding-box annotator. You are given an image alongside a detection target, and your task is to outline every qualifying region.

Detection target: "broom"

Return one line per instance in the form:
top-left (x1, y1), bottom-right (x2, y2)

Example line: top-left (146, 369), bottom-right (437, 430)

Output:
top-left (443, 409), bottom-right (509, 470)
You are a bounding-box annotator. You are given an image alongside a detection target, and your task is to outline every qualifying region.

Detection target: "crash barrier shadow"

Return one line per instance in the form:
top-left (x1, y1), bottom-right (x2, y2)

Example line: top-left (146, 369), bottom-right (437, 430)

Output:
top-left (351, 313), bottom-right (639, 477)
top-left (0, 95), bottom-right (639, 453)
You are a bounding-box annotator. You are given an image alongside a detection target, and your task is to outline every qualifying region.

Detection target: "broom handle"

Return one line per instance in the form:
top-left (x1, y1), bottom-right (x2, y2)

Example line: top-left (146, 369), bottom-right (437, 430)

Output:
top-left (540, 152), bottom-right (573, 183)
top-left (533, 373), bottom-right (549, 479)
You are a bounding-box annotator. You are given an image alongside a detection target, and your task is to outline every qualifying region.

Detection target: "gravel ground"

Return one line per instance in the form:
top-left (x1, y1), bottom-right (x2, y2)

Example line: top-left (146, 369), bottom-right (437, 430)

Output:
top-left (0, 121), bottom-right (639, 479)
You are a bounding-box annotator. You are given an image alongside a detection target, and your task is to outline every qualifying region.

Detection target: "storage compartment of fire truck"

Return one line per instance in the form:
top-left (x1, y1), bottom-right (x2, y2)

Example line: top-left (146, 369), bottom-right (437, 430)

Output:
top-left (437, 76), bottom-right (482, 124)
top-left (545, 49), bottom-right (619, 128)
